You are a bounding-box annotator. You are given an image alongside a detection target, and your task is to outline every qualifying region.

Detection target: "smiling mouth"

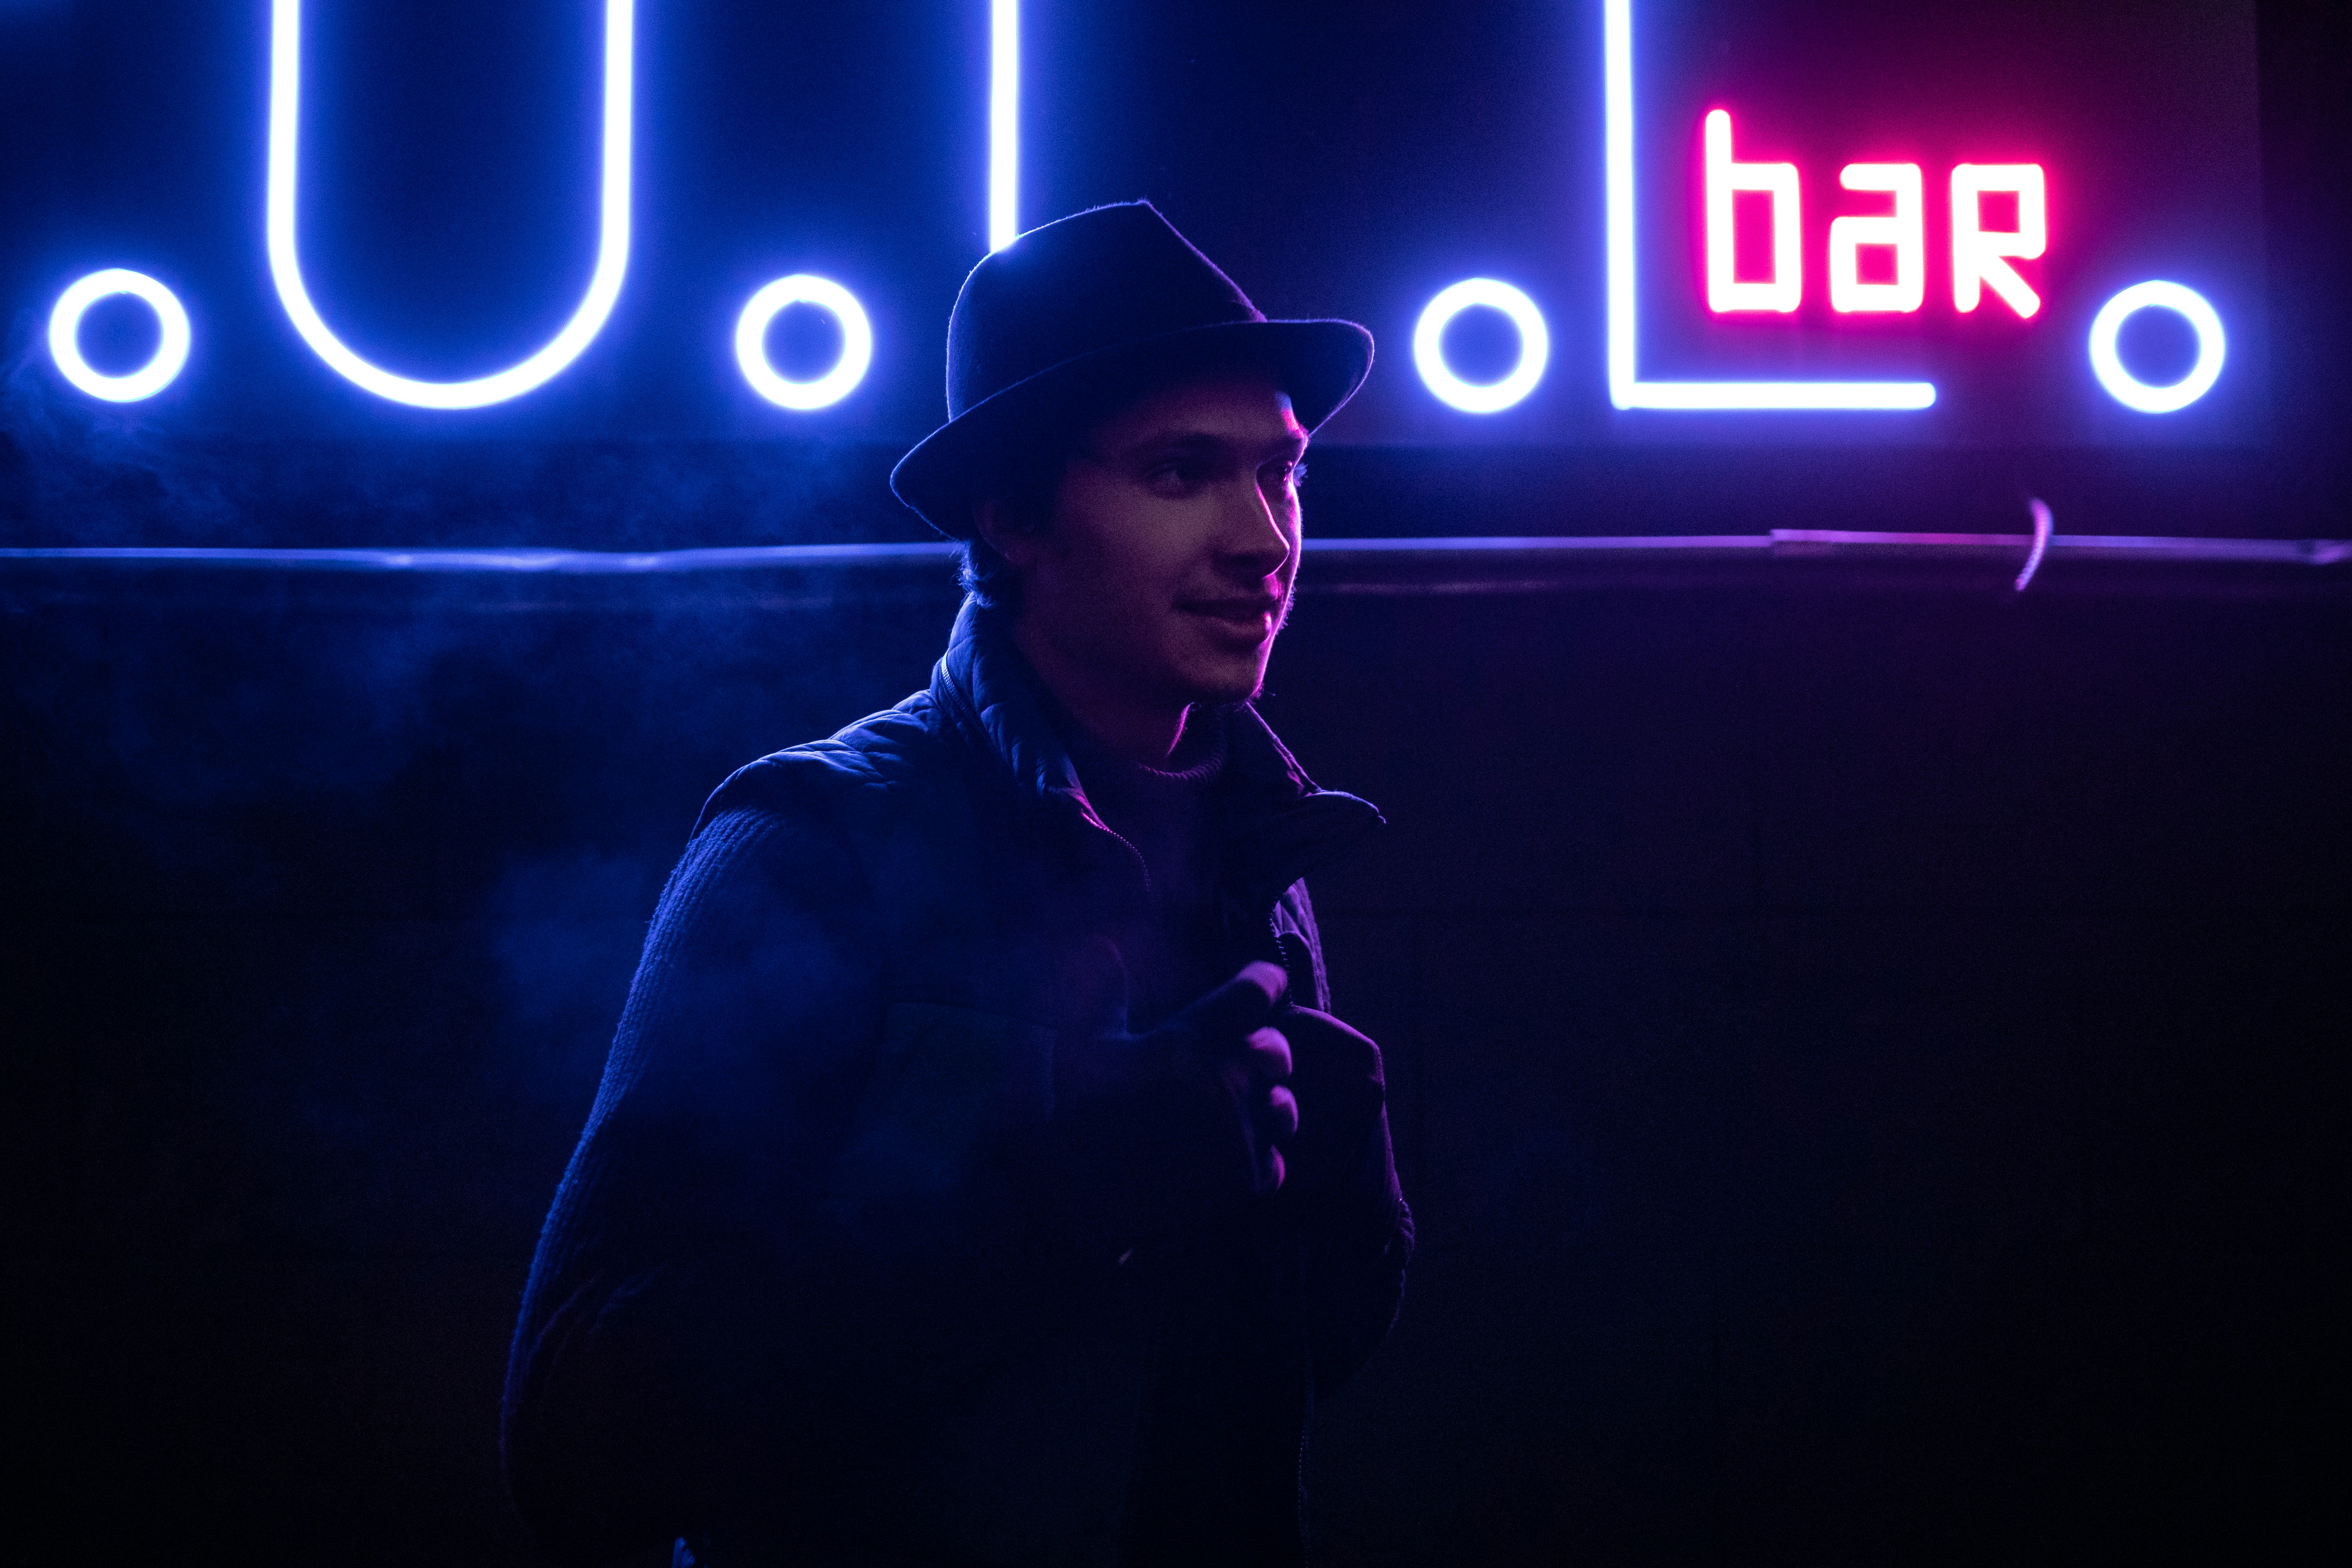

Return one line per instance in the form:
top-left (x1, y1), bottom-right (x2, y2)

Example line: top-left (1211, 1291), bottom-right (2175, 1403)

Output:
top-left (1181, 598), bottom-right (1282, 634)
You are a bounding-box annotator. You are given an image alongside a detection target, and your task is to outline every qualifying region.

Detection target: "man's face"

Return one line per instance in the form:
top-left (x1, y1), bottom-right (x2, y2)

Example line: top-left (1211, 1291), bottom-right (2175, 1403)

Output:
top-left (1007, 372), bottom-right (1308, 714)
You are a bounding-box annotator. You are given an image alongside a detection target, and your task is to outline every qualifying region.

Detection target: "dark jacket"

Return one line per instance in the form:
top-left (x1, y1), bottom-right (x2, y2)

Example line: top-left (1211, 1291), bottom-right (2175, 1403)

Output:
top-left (504, 600), bottom-right (1411, 1567)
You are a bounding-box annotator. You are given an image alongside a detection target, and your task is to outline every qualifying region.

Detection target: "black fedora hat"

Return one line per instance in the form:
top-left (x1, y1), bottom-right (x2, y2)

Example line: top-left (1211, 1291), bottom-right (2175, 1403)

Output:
top-left (890, 202), bottom-right (1373, 539)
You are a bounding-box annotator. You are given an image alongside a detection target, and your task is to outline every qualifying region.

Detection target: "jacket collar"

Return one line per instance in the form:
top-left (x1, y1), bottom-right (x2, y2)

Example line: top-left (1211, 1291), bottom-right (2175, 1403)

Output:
top-left (931, 597), bottom-right (1381, 904)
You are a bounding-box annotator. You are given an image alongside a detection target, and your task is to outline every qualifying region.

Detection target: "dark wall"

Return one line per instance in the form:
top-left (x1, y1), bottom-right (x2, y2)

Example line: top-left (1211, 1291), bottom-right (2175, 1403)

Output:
top-left (5, 549), bottom-right (2345, 1567)
top-left (6, 0), bottom-right (2348, 1561)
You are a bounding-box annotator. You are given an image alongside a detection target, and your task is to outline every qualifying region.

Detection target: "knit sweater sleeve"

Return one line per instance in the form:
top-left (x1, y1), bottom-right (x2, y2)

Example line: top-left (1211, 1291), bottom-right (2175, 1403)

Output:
top-left (1280, 881), bottom-right (1415, 1400)
top-left (502, 792), bottom-right (1079, 1565)
top-left (1304, 1190), bottom-right (1414, 1399)
top-left (501, 801), bottom-right (883, 1563)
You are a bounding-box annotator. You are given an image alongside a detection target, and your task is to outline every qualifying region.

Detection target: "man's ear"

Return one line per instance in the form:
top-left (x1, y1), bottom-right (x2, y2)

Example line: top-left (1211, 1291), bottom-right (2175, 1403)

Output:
top-left (973, 496), bottom-right (1043, 568)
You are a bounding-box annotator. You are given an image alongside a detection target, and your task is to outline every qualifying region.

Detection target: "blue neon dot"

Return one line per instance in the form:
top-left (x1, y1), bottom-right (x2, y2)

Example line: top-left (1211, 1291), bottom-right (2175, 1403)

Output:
top-left (74, 294), bottom-right (166, 378)
top-left (763, 302), bottom-right (849, 384)
top-left (2113, 308), bottom-right (2200, 390)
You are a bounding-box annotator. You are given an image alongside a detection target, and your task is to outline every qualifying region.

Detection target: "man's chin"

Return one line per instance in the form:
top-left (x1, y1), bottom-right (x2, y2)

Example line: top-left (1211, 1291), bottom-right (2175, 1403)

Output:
top-left (1160, 629), bottom-right (1277, 708)
top-left (1180, 663), bottom-right (1270, 709)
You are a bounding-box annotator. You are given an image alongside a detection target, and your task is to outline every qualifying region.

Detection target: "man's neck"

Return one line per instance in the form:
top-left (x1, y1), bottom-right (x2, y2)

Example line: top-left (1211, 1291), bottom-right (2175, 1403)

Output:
top-left (1008, 616), bottom-right (1191, 768)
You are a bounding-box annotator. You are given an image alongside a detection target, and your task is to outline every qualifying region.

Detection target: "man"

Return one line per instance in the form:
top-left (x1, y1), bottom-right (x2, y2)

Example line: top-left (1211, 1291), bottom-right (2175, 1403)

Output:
top-left (504, 202), bottom-right (1411, 1567)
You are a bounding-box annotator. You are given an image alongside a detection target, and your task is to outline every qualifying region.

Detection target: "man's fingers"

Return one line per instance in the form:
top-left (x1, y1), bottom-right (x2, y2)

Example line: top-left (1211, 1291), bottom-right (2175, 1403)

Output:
top-left (1169, 961), bottom-right (1289, 1045)
top-left (1262, 1084), bottom-right (1300, 1145)
top-left (1245, 1026), bottom-right (1292, 1082)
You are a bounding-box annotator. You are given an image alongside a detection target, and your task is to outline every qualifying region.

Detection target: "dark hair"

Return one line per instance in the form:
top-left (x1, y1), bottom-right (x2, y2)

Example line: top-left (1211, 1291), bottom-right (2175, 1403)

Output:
top-left (956, 533), bottom-right (1023, 613)
top-left (956, 435), bottom-right (1075, 615)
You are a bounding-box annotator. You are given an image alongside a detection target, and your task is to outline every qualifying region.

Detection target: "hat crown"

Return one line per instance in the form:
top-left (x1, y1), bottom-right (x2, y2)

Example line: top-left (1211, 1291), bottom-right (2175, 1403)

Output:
top-left (945, 202), bottom-right (1265, 419)
top-left (892, 202), bottom-right (1371, 539)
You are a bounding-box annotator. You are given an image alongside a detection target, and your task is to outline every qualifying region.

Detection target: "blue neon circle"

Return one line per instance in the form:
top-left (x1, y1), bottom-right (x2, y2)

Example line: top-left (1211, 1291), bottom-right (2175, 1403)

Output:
top-left (2088, 281), bottom-right (2225, 414)
top-left (50, 269), bottom-right (192, 402)
top-left (1414, 279), bottom-right (1549, 413)
top-left (736, 276), bottom-right (874, 410)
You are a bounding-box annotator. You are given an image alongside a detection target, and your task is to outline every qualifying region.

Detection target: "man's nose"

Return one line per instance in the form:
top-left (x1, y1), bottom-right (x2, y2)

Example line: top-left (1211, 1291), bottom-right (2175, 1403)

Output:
top-left (1217, 473), bottom-right (1294, 576)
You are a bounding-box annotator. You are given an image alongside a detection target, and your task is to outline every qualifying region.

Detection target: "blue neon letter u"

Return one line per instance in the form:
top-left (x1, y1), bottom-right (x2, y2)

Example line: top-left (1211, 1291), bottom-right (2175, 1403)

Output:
top-left (266, 0), bottom-right (635, 409)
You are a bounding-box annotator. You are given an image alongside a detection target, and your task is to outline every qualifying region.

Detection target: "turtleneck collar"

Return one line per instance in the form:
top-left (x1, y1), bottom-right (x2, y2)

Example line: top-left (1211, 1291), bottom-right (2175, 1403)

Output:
top-left (930, 596), bottom-right (1383, 905)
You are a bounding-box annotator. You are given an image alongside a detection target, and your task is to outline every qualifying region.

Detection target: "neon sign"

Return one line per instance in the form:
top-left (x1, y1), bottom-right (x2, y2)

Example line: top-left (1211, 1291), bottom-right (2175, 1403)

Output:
top-left (989, 0), bottom-right (1021, 252)
top-left (1698, 126), bottom-right (2044, 322)
top-left (1413, 280), bottom-right (1551, 413)
top-left (1827, 163), bottom-right (1925, 316)
top-left (1950, 164), bottom-right (2047, 317)
top-left (265, 0), bottom-right (636, 410)
top-left (1702, 110), bottom-right (1801, 315)
top-left (2088, 282), bottom-right (2225, 413)
top-left (48, 269), bottom-right (191, 403)
top-left (1602, 0), bottom-right (2235, 416)
top-left (14, 1), bottom-right (2256, 435)
top-left (734, 276), bottom-right (874, 410)
top-left (1609, 4), bottom-right (1935, 411)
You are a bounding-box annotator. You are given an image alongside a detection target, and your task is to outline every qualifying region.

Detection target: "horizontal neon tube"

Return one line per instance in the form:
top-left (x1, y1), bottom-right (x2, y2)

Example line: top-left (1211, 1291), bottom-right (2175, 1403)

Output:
top-left (1616, 379), bottom-right (1935, 411)
top-left (265, 0), bottom-right (633, 408)
top-left (9, 535), bottom-right (2339, 572)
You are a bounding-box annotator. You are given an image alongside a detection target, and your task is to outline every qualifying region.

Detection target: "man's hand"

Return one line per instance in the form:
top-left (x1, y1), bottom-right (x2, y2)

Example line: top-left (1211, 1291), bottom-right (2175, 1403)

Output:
top-left (1153, 959), bottom-right (1300, 1192)
top-left (1049, 949), bottom-right (1300, 1246)
top-left (1272, 1005), bottom-right (1401, 1241)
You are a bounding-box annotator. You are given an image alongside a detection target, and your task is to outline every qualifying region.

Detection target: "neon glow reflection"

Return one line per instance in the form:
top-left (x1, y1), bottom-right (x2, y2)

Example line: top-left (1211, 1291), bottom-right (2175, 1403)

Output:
top-left (989, 0), bottom-right (1019, 250)
top-left (735, 276), bottom-right (874, 410)
top-left (49, 269), bottom-right (192, 402)
top-left (264, 0), bottom-right (634, 409)
top-left (2088, 281), bottom-right (2224, 413)
top-left (1413, 280), bottom-right (1550, 413)
top-left (1603, 0), bottom-right (1934, 411)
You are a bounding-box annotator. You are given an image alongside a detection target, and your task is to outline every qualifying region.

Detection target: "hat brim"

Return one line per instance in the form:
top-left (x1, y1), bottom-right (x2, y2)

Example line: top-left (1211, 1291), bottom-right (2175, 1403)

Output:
top-left (890, 317), bottom-right (1373, 540)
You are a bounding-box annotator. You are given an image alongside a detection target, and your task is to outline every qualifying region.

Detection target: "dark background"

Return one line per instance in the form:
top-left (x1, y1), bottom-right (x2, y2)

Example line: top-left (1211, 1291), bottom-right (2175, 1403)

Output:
top-left (6, 1), bottom-right (2351, 1565)
top-left (7, 546), bottom-right (2346, 1568)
